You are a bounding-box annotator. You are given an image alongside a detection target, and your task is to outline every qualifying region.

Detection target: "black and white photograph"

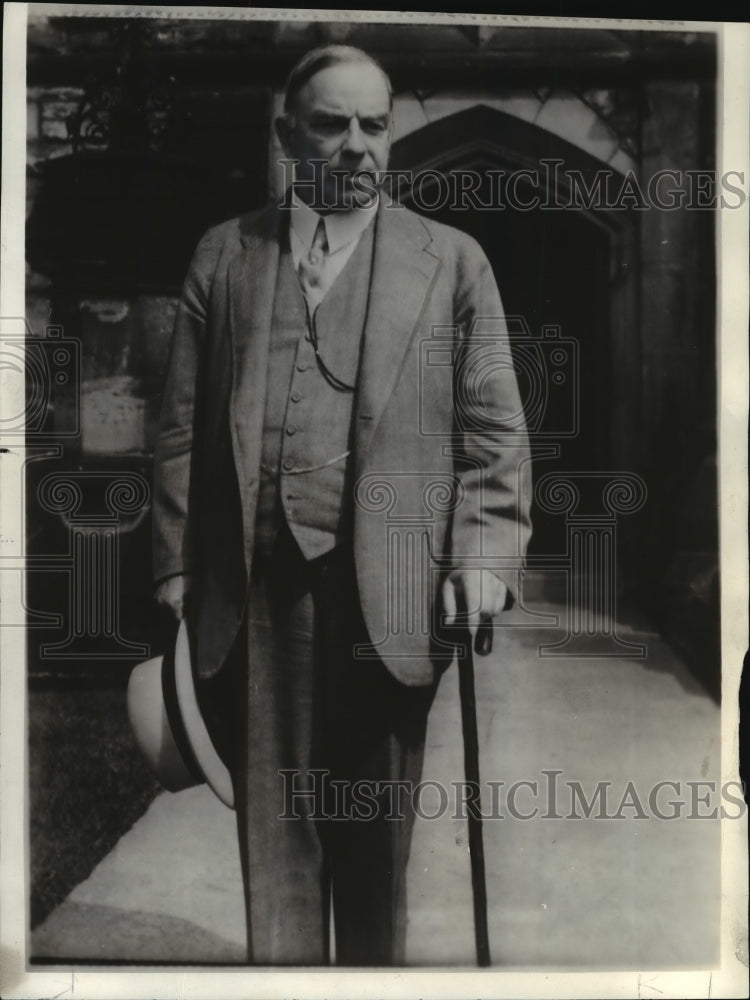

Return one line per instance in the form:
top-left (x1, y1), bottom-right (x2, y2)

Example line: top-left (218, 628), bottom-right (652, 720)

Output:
top-left (0, 4), bottom-right (748, 997)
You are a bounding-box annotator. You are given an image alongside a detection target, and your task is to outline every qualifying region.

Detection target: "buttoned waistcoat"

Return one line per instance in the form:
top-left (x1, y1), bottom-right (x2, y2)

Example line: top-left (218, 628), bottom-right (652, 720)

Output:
top-left (153, 199), bottom-right (532, 686)
top-left (255, 224), bottom-right (374, 560)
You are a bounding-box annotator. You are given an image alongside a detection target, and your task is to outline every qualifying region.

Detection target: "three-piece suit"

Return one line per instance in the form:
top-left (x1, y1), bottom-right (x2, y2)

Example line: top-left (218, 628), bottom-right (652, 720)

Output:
top-left (152, 193), bottom-right (531, 964)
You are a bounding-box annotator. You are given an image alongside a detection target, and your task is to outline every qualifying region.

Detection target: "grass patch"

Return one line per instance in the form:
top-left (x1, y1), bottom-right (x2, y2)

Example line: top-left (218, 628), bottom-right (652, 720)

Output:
top-left (28, 681), bottom-right (161, 928)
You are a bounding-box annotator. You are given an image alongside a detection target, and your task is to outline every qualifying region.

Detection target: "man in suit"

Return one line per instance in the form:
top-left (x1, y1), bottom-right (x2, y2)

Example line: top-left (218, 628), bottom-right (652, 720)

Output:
top-left (152, 44), bottom-right (531, 966)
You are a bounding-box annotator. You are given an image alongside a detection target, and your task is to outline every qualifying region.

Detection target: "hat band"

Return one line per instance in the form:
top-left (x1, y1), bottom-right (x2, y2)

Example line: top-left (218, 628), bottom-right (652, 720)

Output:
top-left (161, 637), bottom-right (204, 784)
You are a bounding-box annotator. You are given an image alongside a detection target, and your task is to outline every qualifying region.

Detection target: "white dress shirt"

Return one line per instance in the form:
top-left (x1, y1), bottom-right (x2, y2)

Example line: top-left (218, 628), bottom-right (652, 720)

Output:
top-left (288, 191), bottom-right (378, 305)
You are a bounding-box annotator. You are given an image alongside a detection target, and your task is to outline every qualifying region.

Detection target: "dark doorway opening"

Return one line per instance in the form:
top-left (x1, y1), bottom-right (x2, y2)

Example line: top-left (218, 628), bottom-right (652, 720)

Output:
top-left (420, 195), bottom-right (611, 558)
top-left (393, 105), bottom-right (625, 562)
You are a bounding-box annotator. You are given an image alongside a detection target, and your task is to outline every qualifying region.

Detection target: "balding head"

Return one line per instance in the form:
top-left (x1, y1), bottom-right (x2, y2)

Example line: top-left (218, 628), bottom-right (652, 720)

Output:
top-left (283, 44), bottom-right (392, 115)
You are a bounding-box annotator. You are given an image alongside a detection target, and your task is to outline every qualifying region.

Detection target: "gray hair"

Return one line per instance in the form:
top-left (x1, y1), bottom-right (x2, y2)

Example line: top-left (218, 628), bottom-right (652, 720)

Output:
top-left (283, 44), bottom-right (393, 113)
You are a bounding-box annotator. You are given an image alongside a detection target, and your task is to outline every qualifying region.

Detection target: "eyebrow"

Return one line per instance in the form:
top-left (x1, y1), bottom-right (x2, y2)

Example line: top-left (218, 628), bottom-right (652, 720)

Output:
top-left (308, 111), bottom-right (391, 126)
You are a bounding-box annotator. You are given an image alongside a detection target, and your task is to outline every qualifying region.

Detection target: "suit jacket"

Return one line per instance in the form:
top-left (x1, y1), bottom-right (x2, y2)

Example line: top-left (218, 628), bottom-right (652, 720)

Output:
top-left (153, 199), bottom-right (532, 686)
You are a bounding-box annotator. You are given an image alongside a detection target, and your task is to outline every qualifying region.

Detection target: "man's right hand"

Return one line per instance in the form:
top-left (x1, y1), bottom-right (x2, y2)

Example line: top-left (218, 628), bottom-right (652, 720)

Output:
top-left (154, 575), bottom-right (192, 621)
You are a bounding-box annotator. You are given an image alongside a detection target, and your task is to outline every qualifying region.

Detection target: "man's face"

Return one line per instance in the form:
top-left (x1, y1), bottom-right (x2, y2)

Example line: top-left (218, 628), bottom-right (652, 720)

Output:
top-left (277, 60), bottom-right (393, 210)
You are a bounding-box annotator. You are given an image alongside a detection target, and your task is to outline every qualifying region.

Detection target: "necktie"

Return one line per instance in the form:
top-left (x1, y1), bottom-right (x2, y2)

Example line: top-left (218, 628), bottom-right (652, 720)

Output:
top-left (297, 218), bottom-right (329, 312)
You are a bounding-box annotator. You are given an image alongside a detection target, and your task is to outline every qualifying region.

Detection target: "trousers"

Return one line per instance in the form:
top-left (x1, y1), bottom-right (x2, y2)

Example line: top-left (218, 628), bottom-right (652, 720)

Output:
top-left (201, 524), bottom-right (438, 965)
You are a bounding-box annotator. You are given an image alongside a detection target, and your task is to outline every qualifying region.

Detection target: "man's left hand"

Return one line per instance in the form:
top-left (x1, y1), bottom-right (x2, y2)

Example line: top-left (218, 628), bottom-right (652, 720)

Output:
top-left (441, 569), bottom-right (508, 641)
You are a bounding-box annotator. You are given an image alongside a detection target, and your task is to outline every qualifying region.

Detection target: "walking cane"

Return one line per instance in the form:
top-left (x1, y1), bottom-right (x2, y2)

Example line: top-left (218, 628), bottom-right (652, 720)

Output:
top-left (457, 616), bottom-right (493, 967)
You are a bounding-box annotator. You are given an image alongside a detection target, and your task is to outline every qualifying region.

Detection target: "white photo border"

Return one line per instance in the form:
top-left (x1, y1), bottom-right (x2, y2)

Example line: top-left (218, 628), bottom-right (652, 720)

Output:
top-left (1, 4), bottom-right (747, 998)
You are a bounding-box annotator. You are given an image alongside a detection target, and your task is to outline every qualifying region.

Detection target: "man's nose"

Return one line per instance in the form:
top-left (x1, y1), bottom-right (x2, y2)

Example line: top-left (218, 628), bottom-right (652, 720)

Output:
top-left (341, 118), bottom-right (367, 156)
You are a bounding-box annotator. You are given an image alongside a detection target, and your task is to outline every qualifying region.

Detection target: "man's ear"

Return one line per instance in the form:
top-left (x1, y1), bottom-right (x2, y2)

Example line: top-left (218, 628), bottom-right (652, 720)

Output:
top-left (275, 114), bottom-right (293, 156)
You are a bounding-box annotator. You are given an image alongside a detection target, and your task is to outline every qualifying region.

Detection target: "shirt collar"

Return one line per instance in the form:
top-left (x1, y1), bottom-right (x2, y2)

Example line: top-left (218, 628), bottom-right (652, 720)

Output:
top-left (288, 189), bottom-right (378, 256)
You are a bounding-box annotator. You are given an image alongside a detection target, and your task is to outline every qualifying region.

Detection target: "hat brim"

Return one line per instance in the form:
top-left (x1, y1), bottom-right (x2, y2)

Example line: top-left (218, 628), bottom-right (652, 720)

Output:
top-left (127, 620), bottom-right (235, 810)
top-left (127, 648), bottom-right (202, 796)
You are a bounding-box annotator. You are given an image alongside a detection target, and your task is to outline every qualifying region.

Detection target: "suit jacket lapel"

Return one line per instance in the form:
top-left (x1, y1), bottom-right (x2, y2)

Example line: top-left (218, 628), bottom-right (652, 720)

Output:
top-left (356, 204), bottom-right (442, 465)
top-left (228, 202), bottom-right (282, 492)
top-left (228, 200), bottom-right (441, 485)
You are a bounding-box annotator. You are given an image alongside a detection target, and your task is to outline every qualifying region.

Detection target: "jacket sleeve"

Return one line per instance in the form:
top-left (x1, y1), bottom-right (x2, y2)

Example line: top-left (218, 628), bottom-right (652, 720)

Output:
top-left (448, 234), bottom-right (533, 605)
top-left (152, 228), bottom-right (220, 584)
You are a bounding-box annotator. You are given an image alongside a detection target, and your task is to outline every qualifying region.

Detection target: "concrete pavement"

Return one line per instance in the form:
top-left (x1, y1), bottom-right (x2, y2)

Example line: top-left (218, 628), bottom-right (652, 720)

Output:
top-left (32, 595), bottom-right (722, 967)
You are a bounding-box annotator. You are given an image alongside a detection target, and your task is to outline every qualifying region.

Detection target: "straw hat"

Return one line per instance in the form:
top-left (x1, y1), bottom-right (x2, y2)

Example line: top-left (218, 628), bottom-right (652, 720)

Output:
top-left (127, 619), bottom-right (234, 809)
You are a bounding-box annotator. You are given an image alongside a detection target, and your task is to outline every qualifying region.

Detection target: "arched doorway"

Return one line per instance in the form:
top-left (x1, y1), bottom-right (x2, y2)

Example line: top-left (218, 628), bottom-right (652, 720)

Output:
top-left (392, 105), bottom-right (639, 570)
